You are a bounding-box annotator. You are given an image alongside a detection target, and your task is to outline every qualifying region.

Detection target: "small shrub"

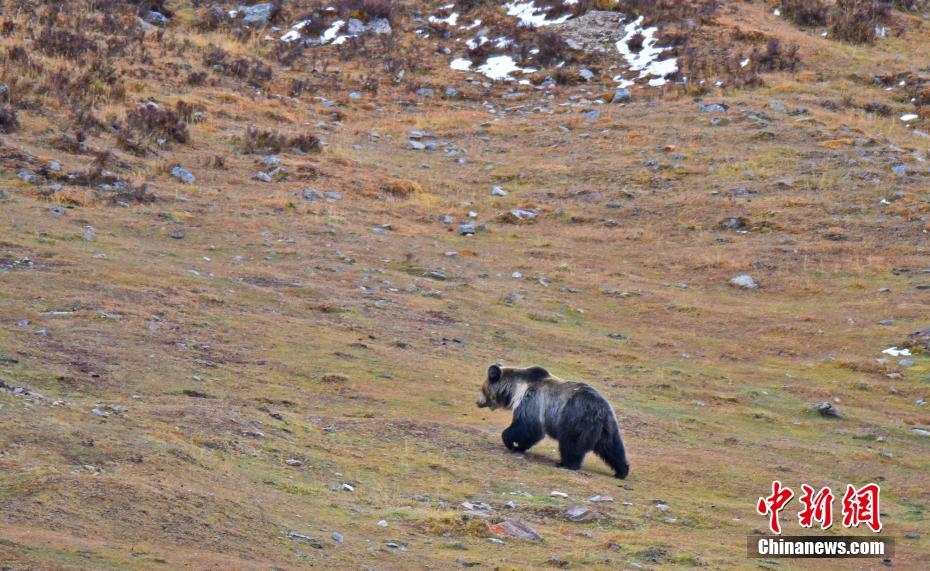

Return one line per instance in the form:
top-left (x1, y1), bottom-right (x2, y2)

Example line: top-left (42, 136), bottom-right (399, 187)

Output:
top-left (536, 29), bottom-right (569, 66)
top-left (829, 0), bottom-right (891, 44)
top-left (241, 125), bottom-right (287, 154)
top-left (290, 133), bottom-right (322, 153)
top-left (335, 0), bottom-right (395, 21)
top-left (781, 0), bottom-right (829, 27)
top-left (382, 179), bottom-right (422, 197)
top-left (751, 38), bottom-right (801, 72)
top-left (0, 105), bottom-right (19, 133)
top-left (123, 103), bottom-right (189, 144)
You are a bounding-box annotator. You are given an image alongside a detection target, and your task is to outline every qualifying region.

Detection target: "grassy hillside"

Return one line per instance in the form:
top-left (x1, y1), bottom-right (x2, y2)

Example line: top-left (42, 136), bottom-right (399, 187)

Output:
top-left (1, 1), bottom-right (928, 569)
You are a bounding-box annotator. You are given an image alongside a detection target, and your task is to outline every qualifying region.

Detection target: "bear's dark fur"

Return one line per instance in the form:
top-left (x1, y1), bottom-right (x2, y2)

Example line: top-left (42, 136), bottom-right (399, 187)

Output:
top-left (476, 364), bottom-right (630, 478)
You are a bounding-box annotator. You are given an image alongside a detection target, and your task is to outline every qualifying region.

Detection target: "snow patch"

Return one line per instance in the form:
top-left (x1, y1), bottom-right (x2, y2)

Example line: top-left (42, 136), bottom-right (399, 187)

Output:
top-left (883, 347), bottom-right (911, 357)
top-left (612, 16), bottom-right (678, 87)
top-left (504, 1), bottom-right (572, 27)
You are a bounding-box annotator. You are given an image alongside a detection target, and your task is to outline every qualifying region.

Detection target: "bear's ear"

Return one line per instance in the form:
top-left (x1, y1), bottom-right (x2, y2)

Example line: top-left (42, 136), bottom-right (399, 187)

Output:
top-left (488, 364), bottom-right (502, 383)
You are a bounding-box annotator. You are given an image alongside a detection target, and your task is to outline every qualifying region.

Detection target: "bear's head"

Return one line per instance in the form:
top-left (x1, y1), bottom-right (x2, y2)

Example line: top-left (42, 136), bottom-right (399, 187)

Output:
top-left (476, 364), bottom-right (550, 409)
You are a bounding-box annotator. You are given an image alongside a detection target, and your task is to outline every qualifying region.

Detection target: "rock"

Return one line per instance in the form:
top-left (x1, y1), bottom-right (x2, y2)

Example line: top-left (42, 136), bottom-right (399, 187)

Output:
top-left (170, 166), bottom-right (195, 184)
top-left (503, 292), bottom-right (524, 305)
top-left (584, 109), bottom-right (601, 120)
top-left (491, 186), bottom-right (508, 197)
top-left (325, 191), bottom-right (342, 200)
top-left (899, 359), bottom-right (914, 367)
top-left (611, 88), bottom-right (632, 103)
top-left (262, 155), bottom-right (281, 166)
top-left (547, 556), bottom-right (570, 567)
top-left (144, 10), bottom-right (169, 26)
top-left (813, 401), bottom-right (845, 418)
top-left (878, 319), bottom-right (896, 326)
top-left (729, 274), bottom-right (758, 289)
top-left (905, 532), bottom-right (921, 540)
top-left (341, 483), bottom-right (355, 492)
top-left (607, 333), bottom-right (626, 340)
top-left (497, 209), bottom-right (537, 224)
top-left (588, 495), bottom-right (614, 502)
top-left (332, 532), bottom-right (344, 544)
top-left (169, 231), bottom-right (185, 240)
top-left (416, 87), bottom-right (435, 97)
top-left (768, 100), bottom-right (787, 113)
top-left (285, 458), bottom-right (302, 466)
top-left (82, 226), bottom-right (96, 241)
top-left (286, 531), bottom-right (323, 548)
top-left (253, 171), bottom-right (273, 182)
top-left (17, 170), bottom-right (39, 184)
top-left (565, 507), bottom-right (605, 522)
top-left (891, 164), bottom-right (907, 176)
top-left (486, 518), bottom-right (542, 541)
top-left (698, 102), bottom-right (729, 113)
top-left (550, 491), bottom-right (569, 498)
top-left (407, 140), bottom-right (426, 150)
top-left (303, 189), bottom-right (325, 201)
top-left (377, 519), bottom-right (388, 527)
top-left (911, 428), bottom-right (930, 436)
top-left (240, 3), bottom-right (274, 27)
top-left (458, 224), bottom-right (476, 235)
top-left (444, 87), bottom-right (459, 98)
top-left (579, 68), bottom-right (595, 81)
top-left (718, 217), bottom-right (749, 231)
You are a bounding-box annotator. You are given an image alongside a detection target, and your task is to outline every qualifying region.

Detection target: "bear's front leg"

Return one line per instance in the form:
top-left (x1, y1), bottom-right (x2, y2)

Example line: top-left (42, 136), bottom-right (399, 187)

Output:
top-left (502, 418), bottom-right (544, 453)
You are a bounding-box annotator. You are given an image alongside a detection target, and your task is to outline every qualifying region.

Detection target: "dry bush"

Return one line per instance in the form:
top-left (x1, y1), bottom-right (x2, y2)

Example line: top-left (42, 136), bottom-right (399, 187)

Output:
top-left (535, 29), bottom-right (569, 65)
top-left (123, 103), bottom-right (189, 143)
top-left (0, 105), bottom-right (19, 133)
top-left (781, 0), bottom-right (830, 26)
top-left (239, 126), bottom-right (321, 154)
top-left (290, 133), bottom-right (322, 153)
top-left (751, 38), bottom-right (801, 72)
top-left (334, 0), bottom-right (396, 21)
top-left (829, 0), bottom-right (891, 44)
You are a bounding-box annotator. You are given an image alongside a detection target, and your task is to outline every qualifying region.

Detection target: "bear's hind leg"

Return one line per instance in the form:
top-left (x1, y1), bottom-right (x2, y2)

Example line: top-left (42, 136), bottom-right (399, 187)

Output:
top-left (556, 422), bottom-right (599, 470)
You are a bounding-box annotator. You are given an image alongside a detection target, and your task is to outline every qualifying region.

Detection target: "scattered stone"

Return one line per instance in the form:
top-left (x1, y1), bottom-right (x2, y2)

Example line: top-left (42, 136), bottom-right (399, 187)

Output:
top-left (486, 518), bottom-right (542, 541)
top-left (144, 10), bottom-right (169, 26)
top-left (813, 401), bottom-right (845, 418)
top-left (341, 483), bottom-right (355, 492)
top-left (879, 319), bottom-right (896, 326)
top-left (579, 69), bottom-right (595, 81)
top-left (768, 100), bottom-right (787, 113)
top-left (491, 186), bottom-right (508, 197)
top-left (698, 102), bottom-right (729, 113)
top-left (82, 226), bottom-right (96, 241)
top-left (891, 164), bottom-right (908, 176)
top-left (911, 428), bottom-right (930, 436)
top-left (905, 532), bottom-right (921, 540)
top-left (588, 495), bottom-right (614, 503)
top-left (332, 532), bottom-right (344, 544)
top-left (240, 3), bottom-right (274, 27)
top-left (584, 109), bottom-right (601, 120)
top-left (718, 217), bottom-right (749, 231)
top-left (729, 274), bottom-right (758, 289)
top-left (285, 458), bottom-right (302, 466)
top-left (547, 555), bottom-right (570, 567)
top-left (458, 224), bottom-right (476, 235)
top-left (611, 88), bottom-right (631, 103)
top-left (169, 231), bottom-right (185, 240)
top-left (550, 491), bottom-right (569, 498)
top-left (899, 359), bottom-right (914, 367)
top-left (565, 507), bottom-right (605, 522)
top-left (416, 87), bottom-right (435, 97)
top-left (170, 166), bottom-right (195, 184)
top-left (286, 531), bottom-right (323, 548)
top-left (607, 333), bottom-right (626, 340)
top-left (377, 519), bottom-right (388, 527)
